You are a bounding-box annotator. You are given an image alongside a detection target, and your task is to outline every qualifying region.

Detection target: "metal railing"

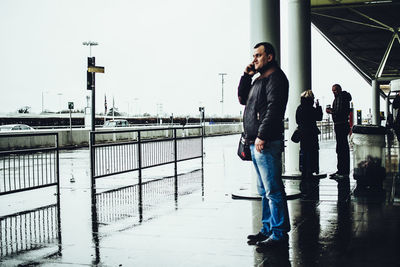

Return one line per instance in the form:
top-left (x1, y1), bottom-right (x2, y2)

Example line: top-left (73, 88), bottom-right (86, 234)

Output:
top-left (0, 133), bottom-right (60, 196)
top-left (0, 204), bottom-right (61, 259)
top-left (90, 126), bottom-right (203, 184)
top-left (317, 119), bottom-right (335, 141)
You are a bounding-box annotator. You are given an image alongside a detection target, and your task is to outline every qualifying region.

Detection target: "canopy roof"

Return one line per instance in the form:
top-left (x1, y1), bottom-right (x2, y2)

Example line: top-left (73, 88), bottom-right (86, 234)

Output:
top-left (311, 0), bottom-right (400, 91)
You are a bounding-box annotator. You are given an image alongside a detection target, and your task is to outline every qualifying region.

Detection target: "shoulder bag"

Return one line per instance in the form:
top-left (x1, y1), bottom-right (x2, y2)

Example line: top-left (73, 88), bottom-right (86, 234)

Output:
top-left (237, 133), bottom-right (252, 161)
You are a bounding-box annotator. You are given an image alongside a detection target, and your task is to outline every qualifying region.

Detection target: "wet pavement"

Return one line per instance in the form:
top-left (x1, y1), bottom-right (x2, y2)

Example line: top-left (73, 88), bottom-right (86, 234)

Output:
top-left (1, 134), bottom-right (400, 266)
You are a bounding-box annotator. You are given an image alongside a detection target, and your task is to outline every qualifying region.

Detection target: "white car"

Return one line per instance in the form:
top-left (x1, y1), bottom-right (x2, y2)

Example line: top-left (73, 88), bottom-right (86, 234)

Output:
top-left (103, 120), bottom-right (129, 128)
top-left (0, 124), bottom-right (35, 132)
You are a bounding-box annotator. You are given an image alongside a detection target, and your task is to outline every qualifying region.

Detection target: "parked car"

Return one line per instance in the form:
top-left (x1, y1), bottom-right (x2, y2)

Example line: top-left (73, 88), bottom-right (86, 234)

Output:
top-left (0, 124), bottom-right (35, 132)
top-left (103, 119), bottom-right (129, 128)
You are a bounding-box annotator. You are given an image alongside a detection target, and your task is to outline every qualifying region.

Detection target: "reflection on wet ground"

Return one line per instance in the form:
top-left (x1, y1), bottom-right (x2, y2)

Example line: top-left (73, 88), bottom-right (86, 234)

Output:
top-left (0, 204), bottom-right (61, 260)
top-left (1, 135), bottom-right (400, 266)
top-left (94, 169), bottom-right (203, 232)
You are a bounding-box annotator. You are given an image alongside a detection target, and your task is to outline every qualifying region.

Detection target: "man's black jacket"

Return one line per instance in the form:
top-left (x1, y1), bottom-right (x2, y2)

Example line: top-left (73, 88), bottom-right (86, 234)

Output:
top-left (332, 91), bottom-right (352, 124)
top-left (238, 68), bottom-right (289, 142)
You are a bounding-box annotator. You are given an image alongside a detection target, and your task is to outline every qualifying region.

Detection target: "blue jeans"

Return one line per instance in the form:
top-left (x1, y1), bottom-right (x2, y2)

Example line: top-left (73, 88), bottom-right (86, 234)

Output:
top-left (250, 141), bottom-right (290, 240)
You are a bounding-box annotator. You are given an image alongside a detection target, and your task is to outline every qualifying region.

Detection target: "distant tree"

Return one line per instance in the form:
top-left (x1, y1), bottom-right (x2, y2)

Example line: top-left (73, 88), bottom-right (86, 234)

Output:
top-left (18, 106), bottom-right (31, 113)
top-left (107, 107), bottom-right (121, 116)
top-left (143, 112), bottom-right (151, 117)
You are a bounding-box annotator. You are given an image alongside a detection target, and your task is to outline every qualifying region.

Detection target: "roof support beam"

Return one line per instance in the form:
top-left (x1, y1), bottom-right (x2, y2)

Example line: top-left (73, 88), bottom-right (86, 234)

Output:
top-left (397, 27), bottom-right (400, 45)
top-left (312, 24), bottom-right (371, 83)
top-left (311, 12), bottom-right (389, 31)
top-left (376, 31), bottom-right (398, 78)
top-left (349, 8), bottom-right (393, 31)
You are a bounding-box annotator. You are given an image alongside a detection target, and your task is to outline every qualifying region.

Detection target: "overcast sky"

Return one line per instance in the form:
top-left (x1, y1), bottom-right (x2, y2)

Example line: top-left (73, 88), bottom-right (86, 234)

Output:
top-left (0, 0), bottom-right (374, 118)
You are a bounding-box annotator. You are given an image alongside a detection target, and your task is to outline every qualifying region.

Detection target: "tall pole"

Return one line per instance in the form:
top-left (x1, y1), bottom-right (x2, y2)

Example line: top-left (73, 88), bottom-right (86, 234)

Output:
top-left (91, 58), bottom-right (96, 132)
top-left (134, 98), bottom-right (139, 116)
top-left (219, 73), bottom-right (227, 117)
top-left (57, 93), bottom-right (63, 114)
top-left (104, 94), bottom-right (107, 123)
top-left (112, 96), bottom-right (115, 120)
top-left (83, 41), bottom-right (98, 132)
top-left (41, 91), bottom-right (44, 113)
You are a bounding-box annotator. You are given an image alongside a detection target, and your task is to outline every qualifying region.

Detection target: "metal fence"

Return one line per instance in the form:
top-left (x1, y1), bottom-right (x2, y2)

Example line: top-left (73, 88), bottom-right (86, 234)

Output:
top-left (0, 133), bottom-right (60, 197)
top-left (0, 204), bottom-right (61, 259)
top-left (317, 119), bottom-right (335, 141)
top-left (89, 128), bottom-right (203, 264)
top-left (90, 126), bottom-right (204, 186)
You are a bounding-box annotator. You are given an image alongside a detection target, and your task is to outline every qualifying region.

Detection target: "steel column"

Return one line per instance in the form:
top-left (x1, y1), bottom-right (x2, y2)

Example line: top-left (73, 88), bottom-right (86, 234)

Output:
top-left (372, 79), bottom-right (380, 125)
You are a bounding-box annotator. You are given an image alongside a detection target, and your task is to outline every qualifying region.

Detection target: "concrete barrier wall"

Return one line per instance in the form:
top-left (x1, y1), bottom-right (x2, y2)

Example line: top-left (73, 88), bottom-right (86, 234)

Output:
top-left (0, 123), bottom-right (243, 150)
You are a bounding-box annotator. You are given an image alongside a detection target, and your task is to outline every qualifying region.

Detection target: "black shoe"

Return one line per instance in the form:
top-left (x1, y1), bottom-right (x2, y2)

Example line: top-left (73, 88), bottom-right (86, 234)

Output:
top-left (247, 232), bottom-right (268, 245)
top-left (256, 237), bottom-right (288, 248)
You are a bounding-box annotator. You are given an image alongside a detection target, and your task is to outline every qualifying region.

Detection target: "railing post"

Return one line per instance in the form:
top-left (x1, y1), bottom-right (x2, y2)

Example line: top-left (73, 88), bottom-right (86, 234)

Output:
top-left (138, 131), bottom-right (142, 186)
top-left (201, 125), bottom-right (204, 170)
top-left (174, 128), bottom-right (178, 177)
top-left (328, 117), bottom-right (331, 139)
top-left (137, 130), bottom-right (143, 221)
top-left (90, 132), bottom-right (96, 191)
top-left (89, 131), bottom-right (100, 264)
top-left (201, 126), bottom-right (204, 197)
top-left (55, 133), bottom-right (62, 251)
top-left (55, 133), bottom-right (60, 204)
top-left (174, 128), bottom-right (178, 201)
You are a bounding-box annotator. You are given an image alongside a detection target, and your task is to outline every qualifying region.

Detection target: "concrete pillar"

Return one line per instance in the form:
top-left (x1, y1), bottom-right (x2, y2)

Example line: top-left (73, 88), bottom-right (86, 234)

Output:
top-left (372, 79), bottom-right (380, 125)
top-left (250, 0), bottom-right (280, 64)
top-left (286, 0), bottom-right (311, 175)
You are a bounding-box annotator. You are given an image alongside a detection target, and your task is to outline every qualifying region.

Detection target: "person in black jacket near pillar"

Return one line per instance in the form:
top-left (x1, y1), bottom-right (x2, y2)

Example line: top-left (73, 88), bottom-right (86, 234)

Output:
top-left (238, 42), bottom-right (290, 249)
top-left (326, 84), bottom-right (352, 180)
top-left (295, 90), bottom-right (322, 195)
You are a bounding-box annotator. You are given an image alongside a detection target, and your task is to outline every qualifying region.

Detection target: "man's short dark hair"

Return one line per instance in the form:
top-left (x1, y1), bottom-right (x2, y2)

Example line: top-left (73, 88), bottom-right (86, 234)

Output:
top-left (333, 84), bottom-right (342, 91)
top-left (254, 42), bottom-right (275, 58)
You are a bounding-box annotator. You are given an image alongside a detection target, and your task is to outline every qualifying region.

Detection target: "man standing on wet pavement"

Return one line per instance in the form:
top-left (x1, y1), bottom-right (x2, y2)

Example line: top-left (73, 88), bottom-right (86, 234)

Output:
top-left (326, 84), bottom-right (352, 181)
top-left (237, 42), bottom-right (290, 248)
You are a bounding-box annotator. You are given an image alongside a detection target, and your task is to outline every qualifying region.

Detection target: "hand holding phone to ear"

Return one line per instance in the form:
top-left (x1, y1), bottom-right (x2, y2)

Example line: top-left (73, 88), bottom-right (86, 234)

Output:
top-left (245, 63), bottom-right (256, 77)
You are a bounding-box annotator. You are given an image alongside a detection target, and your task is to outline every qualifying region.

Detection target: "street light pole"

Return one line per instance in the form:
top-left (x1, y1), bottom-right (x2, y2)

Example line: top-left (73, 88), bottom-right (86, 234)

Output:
top-left (134, 98), bottom-right (139, 116)
top-left (218, 73), bottom-right (227, 117)
top-left (57, 93), bottom-right (63, 114)
top-left (83, 41), bottom-right (98, 57)
top-left (41, 91), bottom-right (49, 114)
top-left (83, 41), bottom-right (99, 131)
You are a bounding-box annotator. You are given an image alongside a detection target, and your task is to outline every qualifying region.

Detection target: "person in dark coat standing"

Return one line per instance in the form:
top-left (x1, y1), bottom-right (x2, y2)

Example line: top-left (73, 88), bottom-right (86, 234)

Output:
top-left (295, 90), bottom-right (322, 195)
top-left (326, 84), bottom-right (352, 180)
